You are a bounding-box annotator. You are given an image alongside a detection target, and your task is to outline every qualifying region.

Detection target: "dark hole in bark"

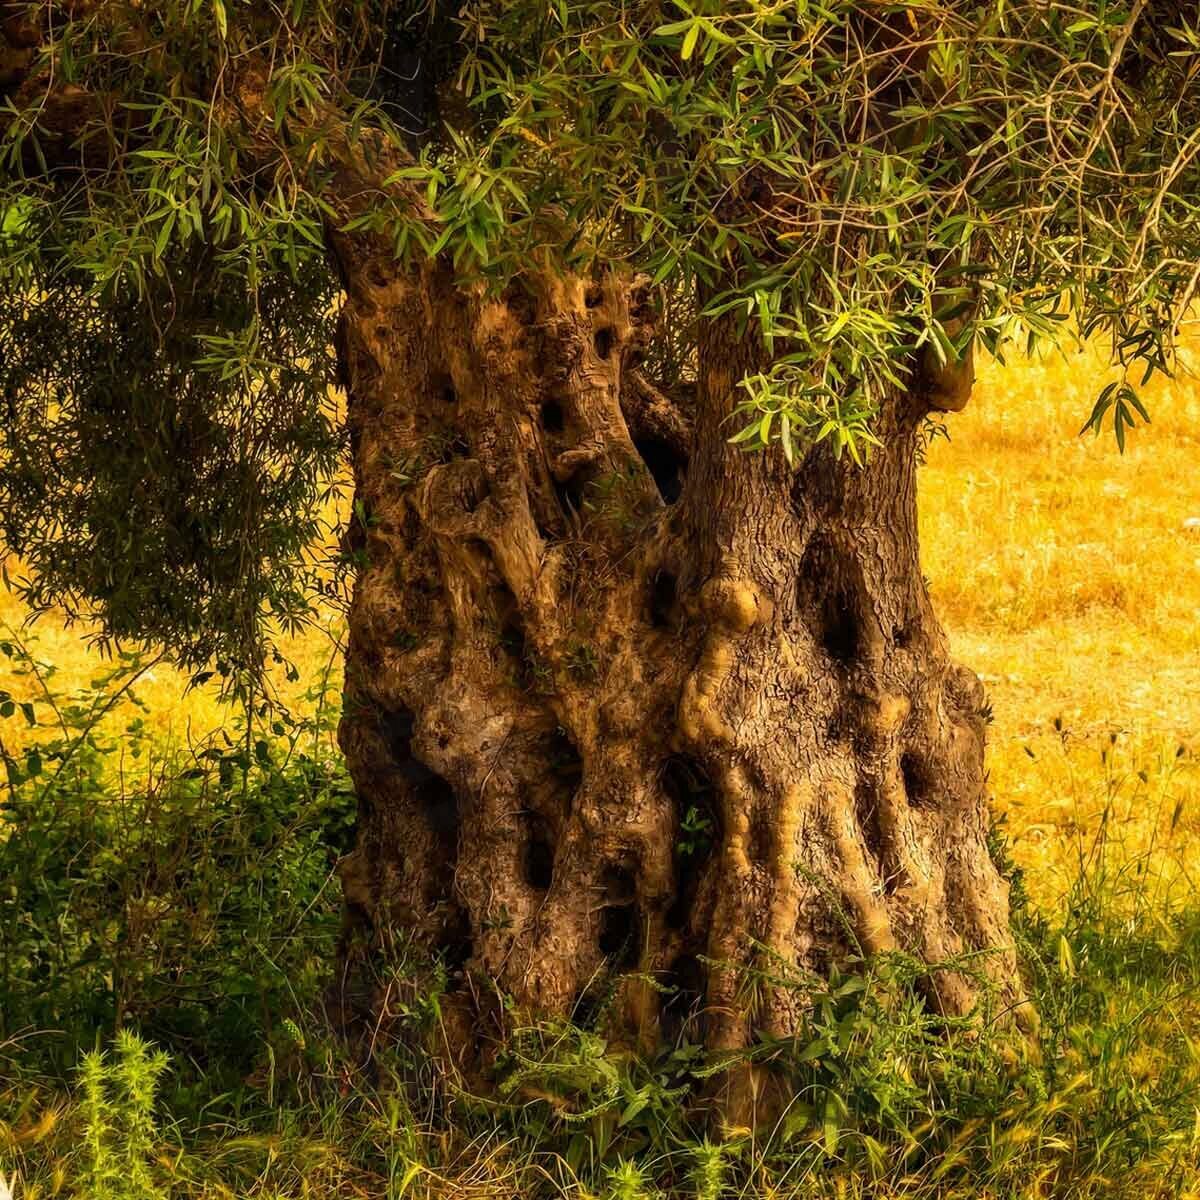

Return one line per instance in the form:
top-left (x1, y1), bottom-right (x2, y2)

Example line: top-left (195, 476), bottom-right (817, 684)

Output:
top-left (747, 810), bottom-right (771, 867)
top-left (634, 436), bottom-right (686, 504)
top-left (521, 814), bottom-right (555, 890)
top-left (663, 755), bottom-right (718, 930)
top-left (799, 539), bottom-right (862, 665)
top-left (436, 926), bottom-right (474, 975)
top-left (599, 862), bottom-right (640, 967)
top-left (900, 751), bottom-right (937, 810)
top-left (594, 327), bottom-right (615, 360)
top-left (660, 952), bottom-right (707, 1042)
top-left (500, 619), bottom-right (539, 690)
top-left (541, 398), bottom-right (565, 434)
top-left (497, 614), bottom-right (524, 658)
top-left (819, 585), bottom-right (859, 664)
top-left (552, 470), bottom-right (590, 519)
top-left (548, 726), bottom-right (583, 782)
top-left (584, 282), bottom-right (604, 309)
top-left (601, 863), bottom-right (637, 905)
top-left (343, 899), bottom-right (371, 932)
top-left (422, 775), bottom-right (460, 847)
top-left (379, 707), bottom-right (460, 861)
top-left (430, 372), bottom-right (457, 406)
top-left (649, 569), bottom-right (678, 629)
top-left (893, 622), bottom-right (913, 649)
top-left (599, 903), bottom-right (641, 968)
top-left (380, 707), bottom-right (416, 764)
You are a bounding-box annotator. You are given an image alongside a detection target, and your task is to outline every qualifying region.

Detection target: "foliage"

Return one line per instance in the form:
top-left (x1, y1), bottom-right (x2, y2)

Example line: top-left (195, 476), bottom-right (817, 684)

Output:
top-left (3, 1), bottom-right (1200, 674)
top-left (395, 0), bottom-right (1200, 447)
top-left (0, 630), bottom-right (355, 1082)
top-left (0, 253), bottom-right (344, 683)
top-left (0, 0), bottom-right (385, 677)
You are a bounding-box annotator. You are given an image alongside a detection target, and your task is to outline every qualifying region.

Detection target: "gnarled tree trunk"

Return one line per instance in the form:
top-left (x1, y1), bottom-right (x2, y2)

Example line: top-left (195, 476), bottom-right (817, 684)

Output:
top-left (331, 249), bottom-right (1020, 1107)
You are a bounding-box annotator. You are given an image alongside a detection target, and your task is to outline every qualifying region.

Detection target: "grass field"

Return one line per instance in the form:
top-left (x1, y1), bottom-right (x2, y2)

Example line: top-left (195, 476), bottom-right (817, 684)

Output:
top-left (3, 336), bottom-right (1198, 914)
top-left (4, 336), bottom-right (1200, 1199)
top-left (923, 335), bottom-right (1200, 912)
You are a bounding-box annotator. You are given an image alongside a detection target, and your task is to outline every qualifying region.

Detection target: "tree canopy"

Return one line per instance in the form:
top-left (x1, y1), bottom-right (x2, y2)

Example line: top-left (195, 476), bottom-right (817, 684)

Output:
top-left (2, 0), bottom-right (1198, 677)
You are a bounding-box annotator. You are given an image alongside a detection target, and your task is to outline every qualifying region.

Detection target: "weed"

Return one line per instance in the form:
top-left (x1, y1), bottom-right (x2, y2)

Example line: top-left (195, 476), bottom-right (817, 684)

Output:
top-left (676, 806), bottom-right (714, 859)
top-left (79, 1033), bottom-right (169, 1200)
top-left (565, 640), bottom-right (600, 682)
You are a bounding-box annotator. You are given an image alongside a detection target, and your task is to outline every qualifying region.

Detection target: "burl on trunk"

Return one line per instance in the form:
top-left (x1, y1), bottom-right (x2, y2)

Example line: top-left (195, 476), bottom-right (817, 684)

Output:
top-left (332, 253), bottom-right (1020, 1086)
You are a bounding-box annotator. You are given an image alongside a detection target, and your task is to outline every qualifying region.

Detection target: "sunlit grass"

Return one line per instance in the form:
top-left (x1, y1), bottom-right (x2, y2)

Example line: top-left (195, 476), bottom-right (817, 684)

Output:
top-left (920, 332), bottom-right (1200, 910)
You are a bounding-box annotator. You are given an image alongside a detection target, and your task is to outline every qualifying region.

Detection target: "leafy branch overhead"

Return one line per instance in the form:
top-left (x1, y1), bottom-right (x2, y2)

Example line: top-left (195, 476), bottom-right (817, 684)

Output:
top-left (2, 0), bottom-right (1198, 673)
top-left (398, 0), bottom-right (1199, 449)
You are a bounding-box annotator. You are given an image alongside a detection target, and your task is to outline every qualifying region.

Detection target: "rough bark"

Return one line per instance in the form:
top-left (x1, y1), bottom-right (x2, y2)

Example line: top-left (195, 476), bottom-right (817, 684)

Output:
top-left (329, 243), bottom-right (1021, 1110)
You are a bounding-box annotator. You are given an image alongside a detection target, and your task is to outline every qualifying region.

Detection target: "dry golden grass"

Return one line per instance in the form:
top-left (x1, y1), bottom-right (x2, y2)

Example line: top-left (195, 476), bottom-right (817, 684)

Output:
top-left (3, 337), bottom-right (1199, 913)
top-left (922, 332), bottom-right (1200, 910)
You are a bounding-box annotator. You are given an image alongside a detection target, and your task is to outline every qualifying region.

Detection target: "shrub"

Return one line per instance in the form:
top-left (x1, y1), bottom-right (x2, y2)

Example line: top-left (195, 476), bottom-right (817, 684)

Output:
top-left (0, 633), bottom-right (355, 1085)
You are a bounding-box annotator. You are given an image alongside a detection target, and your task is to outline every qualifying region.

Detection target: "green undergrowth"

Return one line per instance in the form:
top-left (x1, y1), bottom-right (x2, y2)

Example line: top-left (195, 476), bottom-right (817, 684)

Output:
top-left (2, 635), bottom-right (1199, 1198)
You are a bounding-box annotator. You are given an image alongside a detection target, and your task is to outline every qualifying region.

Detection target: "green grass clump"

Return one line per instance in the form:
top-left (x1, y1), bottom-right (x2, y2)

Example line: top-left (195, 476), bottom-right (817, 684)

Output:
top-left (2, 639), bottom-right (1199, 1198)
top-left (0, 632), bottom-right (354, 1085)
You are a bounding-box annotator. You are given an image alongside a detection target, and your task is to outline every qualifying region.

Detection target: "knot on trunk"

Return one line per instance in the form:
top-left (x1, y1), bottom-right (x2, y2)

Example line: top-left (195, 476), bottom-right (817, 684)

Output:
top-left (917, 321), bottom-right (976, 414)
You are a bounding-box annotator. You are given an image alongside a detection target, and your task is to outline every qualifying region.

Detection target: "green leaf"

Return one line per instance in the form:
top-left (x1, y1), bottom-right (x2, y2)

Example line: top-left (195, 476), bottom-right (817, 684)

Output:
top-left (823, 1095), bottom-right (839, 1155)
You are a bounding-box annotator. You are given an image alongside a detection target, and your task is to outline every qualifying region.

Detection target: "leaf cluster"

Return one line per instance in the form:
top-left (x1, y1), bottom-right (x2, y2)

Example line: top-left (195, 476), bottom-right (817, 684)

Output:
top-left (401, 0), bottom-right (1200, 450)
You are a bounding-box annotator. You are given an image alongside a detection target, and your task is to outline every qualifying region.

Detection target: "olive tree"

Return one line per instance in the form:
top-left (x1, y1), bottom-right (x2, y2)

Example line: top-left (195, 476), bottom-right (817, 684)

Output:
top-left (2, 0), bottom-right (1197, 1105)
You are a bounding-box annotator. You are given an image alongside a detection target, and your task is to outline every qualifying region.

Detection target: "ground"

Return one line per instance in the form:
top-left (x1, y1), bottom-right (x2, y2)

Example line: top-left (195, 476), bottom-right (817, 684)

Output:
top-left (2, 331), bottom-right (1199, 914)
